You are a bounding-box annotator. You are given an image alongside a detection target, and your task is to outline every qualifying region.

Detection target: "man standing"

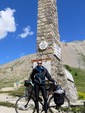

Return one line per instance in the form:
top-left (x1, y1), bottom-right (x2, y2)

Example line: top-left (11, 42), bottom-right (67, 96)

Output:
top-left (31, 60), bottom-right (55, 113)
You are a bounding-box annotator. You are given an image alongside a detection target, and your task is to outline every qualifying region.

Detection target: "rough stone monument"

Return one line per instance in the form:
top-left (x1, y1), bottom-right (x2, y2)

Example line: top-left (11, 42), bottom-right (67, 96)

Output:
top-left (32, 0), bottom-right (78, 102)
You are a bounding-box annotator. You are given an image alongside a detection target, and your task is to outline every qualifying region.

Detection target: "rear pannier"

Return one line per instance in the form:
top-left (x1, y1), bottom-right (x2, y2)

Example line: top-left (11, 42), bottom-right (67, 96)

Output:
top-left (53, 85), bottom-right (65, 106)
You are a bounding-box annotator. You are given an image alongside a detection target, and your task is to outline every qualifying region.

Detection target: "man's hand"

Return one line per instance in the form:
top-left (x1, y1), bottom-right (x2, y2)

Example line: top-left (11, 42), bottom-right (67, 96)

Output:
top-left (53, 81), bottom-right (57, 85)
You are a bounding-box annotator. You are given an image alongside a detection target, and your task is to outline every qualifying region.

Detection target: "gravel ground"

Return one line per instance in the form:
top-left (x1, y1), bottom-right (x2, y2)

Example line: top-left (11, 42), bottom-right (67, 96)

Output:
top-left (0, 106), bottom-right (36, 113)
top-left (0, 106), bottom-right (15, 113)
top-left (0, 92), bottom-right (36, 113)
top-left (0, 87), bottom-right (84, 113)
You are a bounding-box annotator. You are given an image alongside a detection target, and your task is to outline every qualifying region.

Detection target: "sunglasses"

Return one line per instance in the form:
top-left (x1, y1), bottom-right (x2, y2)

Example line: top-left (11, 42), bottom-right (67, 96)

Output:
top-left (38, 63), bottom-right (42, 64)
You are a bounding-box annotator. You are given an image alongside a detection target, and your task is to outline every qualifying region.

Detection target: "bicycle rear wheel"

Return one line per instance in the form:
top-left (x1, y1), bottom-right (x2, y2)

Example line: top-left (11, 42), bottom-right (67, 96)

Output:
top-left (15, 95), bottom-right (35, 113)
top-left (48, 95), bottom-right (70, 113)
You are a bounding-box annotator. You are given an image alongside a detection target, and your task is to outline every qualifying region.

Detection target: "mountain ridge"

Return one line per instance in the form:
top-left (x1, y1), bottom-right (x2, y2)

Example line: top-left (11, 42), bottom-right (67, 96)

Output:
top-left (0, 40), bottom-right (85, 88)
top-left (61, 40), bottom-right (85, 68)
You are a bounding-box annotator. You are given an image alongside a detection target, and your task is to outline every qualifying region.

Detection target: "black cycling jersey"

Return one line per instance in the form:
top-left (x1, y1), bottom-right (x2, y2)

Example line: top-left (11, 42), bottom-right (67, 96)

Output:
top-left (30, 65), bottom-right (55, 113)
top-left (31, 66), bottom-right (54, 85)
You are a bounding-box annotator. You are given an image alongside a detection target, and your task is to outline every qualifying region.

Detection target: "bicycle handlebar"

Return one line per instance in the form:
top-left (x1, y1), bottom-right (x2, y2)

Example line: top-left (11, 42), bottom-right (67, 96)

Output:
top-left (29, 81), bottom-right (34, 87)
top-left (24, 80), bottom-right (34, 87)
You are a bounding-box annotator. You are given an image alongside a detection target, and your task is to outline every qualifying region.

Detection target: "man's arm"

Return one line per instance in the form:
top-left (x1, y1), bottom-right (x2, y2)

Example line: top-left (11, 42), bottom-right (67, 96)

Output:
top-left (45, 69), bottom-right (55, 83)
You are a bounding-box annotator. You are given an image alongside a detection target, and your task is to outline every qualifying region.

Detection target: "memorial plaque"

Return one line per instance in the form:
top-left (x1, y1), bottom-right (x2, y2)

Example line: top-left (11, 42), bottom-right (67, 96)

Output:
top-left (54, 42), bottom-right (61, 60)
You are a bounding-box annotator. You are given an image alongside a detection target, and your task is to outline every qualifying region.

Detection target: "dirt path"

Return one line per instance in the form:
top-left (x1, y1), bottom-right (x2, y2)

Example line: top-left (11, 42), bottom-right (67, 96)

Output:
top-left (0, 86), bottom-right (35, 113)
top-left (0, 87), bottom-right (84, 113)
top-left (0, 106), bottom-right (36, 113)
top-left (0, 93), bottom-right (35, 113)
top-left (0, 106), bottom-right (15, 113)
top-left (0, 86), bottom-right (17, 113)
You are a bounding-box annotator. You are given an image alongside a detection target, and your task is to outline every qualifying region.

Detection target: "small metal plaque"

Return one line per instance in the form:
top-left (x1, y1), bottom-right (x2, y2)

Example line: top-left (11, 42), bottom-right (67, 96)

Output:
top-left (39, 41), bottom-right (48, 50)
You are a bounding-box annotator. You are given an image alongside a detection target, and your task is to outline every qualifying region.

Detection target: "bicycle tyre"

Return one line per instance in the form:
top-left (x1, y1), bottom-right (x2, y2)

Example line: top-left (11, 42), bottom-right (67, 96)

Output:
top-left (15, 95), bottom-right (36, 113)
top-left (48, 95), bottom-right (70, 113)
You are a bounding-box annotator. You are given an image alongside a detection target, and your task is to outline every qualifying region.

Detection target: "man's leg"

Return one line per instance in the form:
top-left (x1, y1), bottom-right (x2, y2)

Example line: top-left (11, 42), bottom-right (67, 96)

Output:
top-left (34, 84), bottom-right (39, 113)
top-left (41, 85), bottom-right (48, 113)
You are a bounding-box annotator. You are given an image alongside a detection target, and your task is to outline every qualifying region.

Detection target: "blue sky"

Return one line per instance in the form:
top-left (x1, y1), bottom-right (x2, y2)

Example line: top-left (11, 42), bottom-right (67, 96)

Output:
top-left (0, 0), bottom-right (85, 65)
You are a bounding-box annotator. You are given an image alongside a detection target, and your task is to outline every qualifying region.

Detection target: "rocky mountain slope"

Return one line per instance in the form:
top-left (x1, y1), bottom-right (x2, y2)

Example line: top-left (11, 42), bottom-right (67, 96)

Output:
top-left (0, 54), bottom-right (36, 88)
top-left (0, 40), bottom-right (85, 88)
top-left (61, 40), bottom-right (85, 68)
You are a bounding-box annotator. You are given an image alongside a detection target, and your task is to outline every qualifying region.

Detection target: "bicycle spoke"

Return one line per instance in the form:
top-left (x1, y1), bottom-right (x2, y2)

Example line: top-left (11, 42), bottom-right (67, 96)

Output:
top-left (15, 95), bottom-right (35, 113)
top-left (48, 95), bottom-right (70, 113)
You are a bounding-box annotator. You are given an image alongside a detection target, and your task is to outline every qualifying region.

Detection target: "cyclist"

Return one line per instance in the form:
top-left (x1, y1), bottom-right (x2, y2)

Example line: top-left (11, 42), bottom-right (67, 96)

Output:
top-left (30, 60), bottom-right (55, 113)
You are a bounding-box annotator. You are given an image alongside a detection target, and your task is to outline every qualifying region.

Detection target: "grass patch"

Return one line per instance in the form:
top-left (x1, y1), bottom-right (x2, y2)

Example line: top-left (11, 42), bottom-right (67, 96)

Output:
top-left (78, 92), bottom-right (85, 99)
top-left (0, 81), bottom-right (13, 89)
top-left (70, 68), bottom-right (85, 93)
top-left (0, 90), bottom-right (13, 94)
top-left (65, 65), bottom-right (85, 93)
top-left (70, 105), bottom-right (85, 113)
top-left (0, 101), bottom-right (14, 108)
top-left (9, 86), bottom-right (25, 97)
top-left (64, 65), bottom-right (85, 99)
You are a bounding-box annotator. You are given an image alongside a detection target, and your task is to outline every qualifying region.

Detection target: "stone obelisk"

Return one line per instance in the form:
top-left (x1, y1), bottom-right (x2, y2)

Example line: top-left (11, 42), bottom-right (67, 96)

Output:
top-left (36, 0), bottom-right (78, 102)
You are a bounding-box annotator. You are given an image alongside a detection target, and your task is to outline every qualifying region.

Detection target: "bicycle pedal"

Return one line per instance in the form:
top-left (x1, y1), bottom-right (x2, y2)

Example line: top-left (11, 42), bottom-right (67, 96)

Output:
top-left (19, 106), bottom-right (28, 110)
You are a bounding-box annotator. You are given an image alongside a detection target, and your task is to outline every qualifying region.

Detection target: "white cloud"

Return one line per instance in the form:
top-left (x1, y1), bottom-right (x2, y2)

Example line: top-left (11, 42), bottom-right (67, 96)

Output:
top-left (18, 26), bottom-right (34, 38)
top-left (0, 8), bottom-right (16, 39)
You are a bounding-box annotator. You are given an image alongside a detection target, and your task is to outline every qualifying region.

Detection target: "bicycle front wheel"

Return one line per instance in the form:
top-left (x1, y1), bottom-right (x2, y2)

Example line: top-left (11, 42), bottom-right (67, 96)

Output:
top-left (48, 95), bottom-right (70, 113)
top-left (15, 95), bottom-right (36, 113)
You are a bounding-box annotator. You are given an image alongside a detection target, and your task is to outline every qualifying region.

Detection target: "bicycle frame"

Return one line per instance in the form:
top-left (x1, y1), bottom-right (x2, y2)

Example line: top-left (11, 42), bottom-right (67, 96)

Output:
top-left (15, 81), bottom-right (70, 113)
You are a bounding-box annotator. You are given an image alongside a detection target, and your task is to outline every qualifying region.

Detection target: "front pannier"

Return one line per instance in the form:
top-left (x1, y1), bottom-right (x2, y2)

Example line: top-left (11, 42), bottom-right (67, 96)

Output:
top-left (24, 80), bottom-right (30, 87)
